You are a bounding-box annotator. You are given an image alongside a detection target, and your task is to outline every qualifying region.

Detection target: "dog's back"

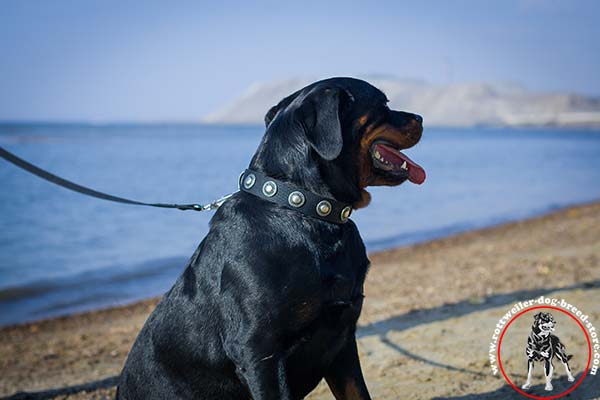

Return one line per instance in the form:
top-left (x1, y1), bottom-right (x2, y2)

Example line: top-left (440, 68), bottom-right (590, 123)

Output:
top-left (526, 331), bottom-right (572, 362)
top-left (550, 334), bottom-right (573, 363)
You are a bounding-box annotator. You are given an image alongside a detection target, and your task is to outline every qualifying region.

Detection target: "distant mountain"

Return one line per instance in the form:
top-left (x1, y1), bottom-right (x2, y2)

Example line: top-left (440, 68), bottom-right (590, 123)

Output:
top-left (202, 77), bottom-right (600, 128)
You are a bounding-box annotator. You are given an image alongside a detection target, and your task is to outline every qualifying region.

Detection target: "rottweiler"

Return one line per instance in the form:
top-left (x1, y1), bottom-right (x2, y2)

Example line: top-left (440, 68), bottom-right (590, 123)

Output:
top-left (117, 77), bottom-right (425, 400)
top-left (522, 312), bottom-right (575, 391)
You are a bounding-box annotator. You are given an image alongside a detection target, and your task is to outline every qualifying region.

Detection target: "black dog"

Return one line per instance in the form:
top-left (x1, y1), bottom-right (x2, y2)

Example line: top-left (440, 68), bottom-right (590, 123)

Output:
top-left (522, 312), bottom-right (575, 391)
top-left (117, 77), bottom-right (425, 399)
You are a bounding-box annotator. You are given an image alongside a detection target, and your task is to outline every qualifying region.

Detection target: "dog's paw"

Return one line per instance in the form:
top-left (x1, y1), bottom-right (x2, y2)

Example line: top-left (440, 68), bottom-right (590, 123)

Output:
top-left (540, 351), bottom-right (549, 357)
top-left (568, 375), bottom-right (575, 382)
top-left (521, 383), bottom-right (531, 390)
top-left (545, 382), bottom-right (553, 391)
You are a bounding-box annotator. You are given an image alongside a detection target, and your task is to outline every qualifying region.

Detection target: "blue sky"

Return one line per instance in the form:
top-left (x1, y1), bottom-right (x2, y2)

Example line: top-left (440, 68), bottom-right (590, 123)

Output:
top-left (0, 0), bottom-right (598, 122)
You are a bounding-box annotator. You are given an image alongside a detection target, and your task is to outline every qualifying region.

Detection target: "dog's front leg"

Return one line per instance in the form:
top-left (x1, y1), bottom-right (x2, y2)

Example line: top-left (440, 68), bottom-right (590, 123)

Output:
top-left (226, 346), bottom-right (291, 400)
top-left (224, 333), bottom-right (291, 400)
top-left (241, 355), bottom-right (291, 400)
top-left (556, 349), bottom-right (575, 382)
top-left (521, 360), bottom-right (534, 389)
top-left (562, 361), bottom-right (575, 382)
top-left (324, 337), bottom-right (371, 400)
top-left (544, 359), bottom-right (554, 391)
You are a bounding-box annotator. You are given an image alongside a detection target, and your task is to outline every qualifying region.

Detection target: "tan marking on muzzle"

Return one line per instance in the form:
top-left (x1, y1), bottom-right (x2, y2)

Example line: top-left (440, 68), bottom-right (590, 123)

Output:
top-left (356, 121), bottom-right (422, 189)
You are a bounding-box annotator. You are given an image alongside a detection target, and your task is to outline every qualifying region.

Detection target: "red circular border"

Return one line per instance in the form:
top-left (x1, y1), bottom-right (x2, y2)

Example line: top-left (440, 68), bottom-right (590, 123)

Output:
top-left (497, 305), bottom-right (592, 399)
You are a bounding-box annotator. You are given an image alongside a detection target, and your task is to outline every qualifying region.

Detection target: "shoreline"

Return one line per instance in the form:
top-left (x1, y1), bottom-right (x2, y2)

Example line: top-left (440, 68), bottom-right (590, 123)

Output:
top-left (2, 198), bottom-right (599, 330)
top-left (1, 201), bottom-right (599, 399)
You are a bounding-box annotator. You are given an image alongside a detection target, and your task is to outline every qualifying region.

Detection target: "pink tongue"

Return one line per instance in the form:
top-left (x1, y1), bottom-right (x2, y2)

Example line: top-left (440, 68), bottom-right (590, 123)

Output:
top-left (376, 143), bottom-right (426, 185)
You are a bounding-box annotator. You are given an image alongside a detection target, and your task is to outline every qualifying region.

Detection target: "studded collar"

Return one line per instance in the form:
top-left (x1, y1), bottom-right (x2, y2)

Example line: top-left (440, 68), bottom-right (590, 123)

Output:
top-left (239, 169), bottom-right (353, 224)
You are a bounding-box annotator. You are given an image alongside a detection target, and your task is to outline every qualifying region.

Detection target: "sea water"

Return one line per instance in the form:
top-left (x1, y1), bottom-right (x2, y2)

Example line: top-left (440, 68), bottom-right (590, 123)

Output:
top-left (1, 123), bottom-right (599, 326)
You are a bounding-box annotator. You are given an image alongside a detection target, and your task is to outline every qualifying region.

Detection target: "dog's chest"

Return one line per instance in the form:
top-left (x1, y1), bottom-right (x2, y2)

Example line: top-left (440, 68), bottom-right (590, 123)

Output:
top-left (287, 268), bottom-right (365, 369)
top-left (319, 269), bottom-right (361, 306)
top-left (529, 333), bottom-right (552, 359)
top-left (281, 223), bottom-right (369, 338)
top-left (311, 248), bottom-right (368, 330)
top-left (319, 241), bottom-right (368, 304)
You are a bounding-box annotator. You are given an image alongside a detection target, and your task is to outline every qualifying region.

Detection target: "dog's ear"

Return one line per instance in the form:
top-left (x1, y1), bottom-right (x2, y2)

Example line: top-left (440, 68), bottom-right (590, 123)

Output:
top-left (265, 91), bottom-right (298, 127)
top-left (264, 104), bottom-right (280, 127)
top-left (533, 312), bottom-right (541, 321)
top-left (265, 88), bottom-right (307, 128)
top-left (296, 86), bottom-right (345, 160)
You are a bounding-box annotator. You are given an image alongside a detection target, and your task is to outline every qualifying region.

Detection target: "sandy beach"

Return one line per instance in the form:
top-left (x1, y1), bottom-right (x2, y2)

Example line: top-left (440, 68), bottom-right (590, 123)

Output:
top-left (1, 202), bottom-right (599, 399)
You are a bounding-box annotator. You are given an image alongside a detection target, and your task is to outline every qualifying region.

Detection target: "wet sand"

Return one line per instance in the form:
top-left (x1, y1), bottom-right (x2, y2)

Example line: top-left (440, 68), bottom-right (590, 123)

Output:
top-left (1, 202), bottom-right (599, 399)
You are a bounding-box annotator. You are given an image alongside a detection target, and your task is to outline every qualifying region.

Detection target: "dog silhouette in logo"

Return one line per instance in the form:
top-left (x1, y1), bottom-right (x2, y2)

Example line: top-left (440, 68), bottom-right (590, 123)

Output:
top-left (521, 312), bottom-right (575, 391)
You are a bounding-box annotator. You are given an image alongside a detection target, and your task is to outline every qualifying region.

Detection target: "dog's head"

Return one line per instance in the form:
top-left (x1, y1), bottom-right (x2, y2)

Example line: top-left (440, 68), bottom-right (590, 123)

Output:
top-left (533, 312), bottom-right (556, 336)
top-left (250, 77), bottom-right (424, 208)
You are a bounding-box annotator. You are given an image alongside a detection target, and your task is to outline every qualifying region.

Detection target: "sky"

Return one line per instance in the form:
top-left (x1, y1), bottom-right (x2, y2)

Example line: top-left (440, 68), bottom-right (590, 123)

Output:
top-left (0, 0), bottom-right (599, 122)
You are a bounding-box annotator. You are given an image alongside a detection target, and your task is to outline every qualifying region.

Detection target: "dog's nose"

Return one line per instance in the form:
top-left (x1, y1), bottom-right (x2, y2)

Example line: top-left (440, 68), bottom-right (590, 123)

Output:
top-left (413, 114), bottom-right (423, 124)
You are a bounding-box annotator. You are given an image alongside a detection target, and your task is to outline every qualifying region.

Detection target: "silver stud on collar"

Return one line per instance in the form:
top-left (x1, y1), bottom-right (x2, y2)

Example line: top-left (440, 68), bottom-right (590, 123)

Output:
top-left (288, 191), bottom-right (305, 208)
top-left (243, 173), bottom-right (256, 189)
top-left (316, 200), bottom-right (332, 217)
top-left (340, 206), bottom-right (352, 222)
top-left (262, 181), bottom-right (277, 197)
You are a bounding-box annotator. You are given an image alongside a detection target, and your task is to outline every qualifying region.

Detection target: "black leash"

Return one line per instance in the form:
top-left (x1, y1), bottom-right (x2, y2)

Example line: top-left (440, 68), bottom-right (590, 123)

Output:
top-left (0, 146), bottom-right (233, 212)
top-left (0, 375), bottom-right (119, 400)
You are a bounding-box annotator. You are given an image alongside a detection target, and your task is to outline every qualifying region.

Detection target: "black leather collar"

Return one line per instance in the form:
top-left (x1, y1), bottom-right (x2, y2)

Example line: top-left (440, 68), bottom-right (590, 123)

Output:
top-left (239, 169), bottom-right (353, 224)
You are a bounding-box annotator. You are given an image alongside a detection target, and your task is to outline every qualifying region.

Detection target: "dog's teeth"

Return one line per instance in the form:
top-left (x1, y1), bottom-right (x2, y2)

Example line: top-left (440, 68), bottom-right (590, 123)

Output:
top-left (401, 161), bottom-right (408, 170)
top-left (374, 150), bottom-right (381, 159)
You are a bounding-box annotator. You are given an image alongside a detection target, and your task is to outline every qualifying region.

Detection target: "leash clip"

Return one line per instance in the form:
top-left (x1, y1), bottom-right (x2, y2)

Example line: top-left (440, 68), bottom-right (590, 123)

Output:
top-left (198, 192), bottom-right (236, 211)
